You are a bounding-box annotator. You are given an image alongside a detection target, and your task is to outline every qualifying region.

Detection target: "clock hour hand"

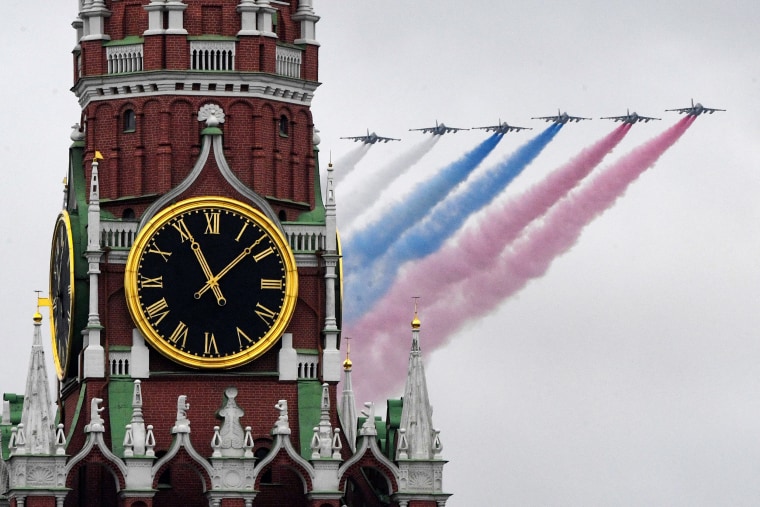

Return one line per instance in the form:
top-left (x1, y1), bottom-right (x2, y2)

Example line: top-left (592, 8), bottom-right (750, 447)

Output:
top-left (190, 240), bottom-right (227, 306)
top-left (195, 236), bottom-right (265, 301)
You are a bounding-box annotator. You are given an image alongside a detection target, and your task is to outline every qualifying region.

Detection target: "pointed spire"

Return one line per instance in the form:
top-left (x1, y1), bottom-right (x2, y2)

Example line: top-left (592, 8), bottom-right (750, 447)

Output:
top-left (339, 337), bottom-right (357, 451)
top-left (129, 380), bottom-right (146, 455)
top-left (18, 302), bottom-right (57, 455)
top-left (313, 383), bottom-right (333, 458)
top-left (396, 299), bottom-right (441, 460)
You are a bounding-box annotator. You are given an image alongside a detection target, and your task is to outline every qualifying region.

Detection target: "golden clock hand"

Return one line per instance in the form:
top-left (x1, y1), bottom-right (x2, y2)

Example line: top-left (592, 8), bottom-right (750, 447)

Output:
top-left (190, 240), bottom-right (227, 306)
top-left (194, 236), bottom-right (266, 300)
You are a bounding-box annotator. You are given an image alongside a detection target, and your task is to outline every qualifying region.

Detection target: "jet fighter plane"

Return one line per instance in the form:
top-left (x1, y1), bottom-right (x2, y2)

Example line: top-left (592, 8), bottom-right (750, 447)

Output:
top-left (340, 129), bottom-right (400, 144)
top-left (600, 109), bottom-right (661, 124)
top-left (666, 99), bottom-right (725, 116)
top-left (409, 121), bottom-right (469, 135)
top-left (531, 109), bottom-right (591, 124)
top-left (473, 119), bottom-right (532, 134)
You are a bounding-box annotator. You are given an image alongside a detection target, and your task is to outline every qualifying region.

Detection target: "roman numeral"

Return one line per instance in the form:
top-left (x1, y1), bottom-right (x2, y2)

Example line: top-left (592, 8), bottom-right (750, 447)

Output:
top-left (260, 279), bottom-right (283, 290)
top-left (171, 218), bottom-right (193, 243)
top-left (204, 332), bottom-right (219, 355)
top-left (139, 275), bottom-right (163, 288)
top-left (145, 298), bottom-right (170, 325)
top-left (255, 302), bottom-right (277, 325)
top-left (236, 327), bottom-right (254, 348)
top-left (169, 321), bottom-right (188, 348)
top-left (235, 222), bottom-right (249, 242)
top-left (147, 242), bottom-right (172, 262)
top-left (252, 246), bottom-right (274, 262)
top-left (204, 212), bottom-right (220, 235)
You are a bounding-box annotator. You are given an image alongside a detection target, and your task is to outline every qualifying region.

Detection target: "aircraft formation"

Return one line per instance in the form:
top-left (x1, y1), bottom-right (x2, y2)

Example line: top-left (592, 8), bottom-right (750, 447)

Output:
top-left (340, 100), bottom-right (723, 143)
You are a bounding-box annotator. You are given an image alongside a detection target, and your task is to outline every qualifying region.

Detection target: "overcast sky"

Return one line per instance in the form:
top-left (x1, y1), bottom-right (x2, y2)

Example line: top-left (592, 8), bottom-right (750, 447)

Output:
top-left (2, 1), bottom-right (760, 505)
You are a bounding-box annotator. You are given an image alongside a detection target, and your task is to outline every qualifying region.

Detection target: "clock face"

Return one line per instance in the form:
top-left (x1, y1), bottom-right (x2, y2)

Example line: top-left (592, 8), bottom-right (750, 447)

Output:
top-left (125, 197), bottom-right (298, 369)
top-left (49, 212), bottom-right (74, 380)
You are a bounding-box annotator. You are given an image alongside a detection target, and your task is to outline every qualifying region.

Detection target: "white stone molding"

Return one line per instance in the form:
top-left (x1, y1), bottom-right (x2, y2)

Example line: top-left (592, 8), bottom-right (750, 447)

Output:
top-left (165, 1), bottom-right (188, 35)
top-left (130, 329), bottom-right (150, 378)
top-left (190, 41), bottom-right (236, 71)
top-left (237, 0), bottom-right (260, 36)
top-left (293, 0), bottom-right (319, 46)
top-left (297, 352), bottom-right (319, 380)
top-left (277, 333), bottom-right (297, 381)
top-left (106, 44), bottom-right (144, 74)
top-left (275, 45), bottom-right (302, 79)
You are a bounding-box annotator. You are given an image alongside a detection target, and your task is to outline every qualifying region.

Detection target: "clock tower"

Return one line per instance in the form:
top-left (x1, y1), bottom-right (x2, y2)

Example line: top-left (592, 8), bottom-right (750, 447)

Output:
top-left (0, 2), bottom-right (450, 507)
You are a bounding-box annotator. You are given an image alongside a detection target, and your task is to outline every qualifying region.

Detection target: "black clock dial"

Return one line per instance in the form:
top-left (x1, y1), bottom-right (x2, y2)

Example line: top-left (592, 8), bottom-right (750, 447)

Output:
top-left (125, 198), bottom-right (297, 369)
top-left (49, 212), bottom-right (74, 379)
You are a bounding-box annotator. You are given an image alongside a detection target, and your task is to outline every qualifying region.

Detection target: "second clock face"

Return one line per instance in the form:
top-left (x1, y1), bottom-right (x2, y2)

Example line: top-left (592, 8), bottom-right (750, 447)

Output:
top-left (50, 212), bottom-right (74, 379)
top-left (125, 197), bottom-right (298, 369)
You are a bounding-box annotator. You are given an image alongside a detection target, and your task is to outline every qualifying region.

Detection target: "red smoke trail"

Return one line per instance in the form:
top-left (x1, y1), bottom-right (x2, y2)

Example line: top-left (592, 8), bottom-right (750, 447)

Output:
top-left (349, 116), bottom-right (695, 404)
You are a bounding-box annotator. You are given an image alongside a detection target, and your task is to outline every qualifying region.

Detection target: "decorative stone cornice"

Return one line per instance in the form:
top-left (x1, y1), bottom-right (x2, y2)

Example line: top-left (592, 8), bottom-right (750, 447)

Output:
top-left (72, 71), bottom-right (319, 110)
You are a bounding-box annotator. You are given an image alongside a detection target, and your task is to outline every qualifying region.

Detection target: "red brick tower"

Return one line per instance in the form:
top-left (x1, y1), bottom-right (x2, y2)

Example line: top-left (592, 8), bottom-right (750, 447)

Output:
top-left (0, 2), bottom-right (450, 506)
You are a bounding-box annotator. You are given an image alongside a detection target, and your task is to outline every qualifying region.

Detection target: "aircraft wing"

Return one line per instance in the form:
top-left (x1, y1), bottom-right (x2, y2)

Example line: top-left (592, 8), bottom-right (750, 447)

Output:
top-left (340, 135), bottom-right (369, 142)
top-left (530, 115), bottom-right (559, 123)
top-left (566, 115), bottom-right (591, 122)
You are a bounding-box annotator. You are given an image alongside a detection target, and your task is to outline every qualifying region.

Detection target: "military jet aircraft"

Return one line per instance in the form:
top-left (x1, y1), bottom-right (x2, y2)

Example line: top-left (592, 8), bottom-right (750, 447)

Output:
top-left (600, 109), bottom-right (661, 124)
top-left (409, 121), bottom-right (469, 135)
top-left (340, 129), bottom-right (400, 144)
top-left (532, 109), bottom-right (591, 124)
top-left (473, 119), bottom-right (532, 134)
top-left (666, 99), bottom-right (725, 116)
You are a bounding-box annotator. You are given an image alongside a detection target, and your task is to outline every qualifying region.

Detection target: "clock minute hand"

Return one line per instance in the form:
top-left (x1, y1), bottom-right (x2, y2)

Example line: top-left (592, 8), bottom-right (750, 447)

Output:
top-left (190, 240), bottom-right (227, 305)
top-left (194, 236), bottom-right (266, 300)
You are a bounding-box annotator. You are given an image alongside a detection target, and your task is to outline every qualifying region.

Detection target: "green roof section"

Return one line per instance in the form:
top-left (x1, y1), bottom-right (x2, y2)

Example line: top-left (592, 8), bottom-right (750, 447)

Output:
top-left (296, 146), bottom-right (326, 224)
top-left (297, 380), bottom-right (323, 460)
top-left (384, 398), bottom-right (403, 459)
top-left (187, 35), bottom-right (238, 41)
top-left (0, 393), bottom-right (24, 459)
top-left (103, 36), bottom-right (144, 46)
top-left (108, 379), bottom-right (135, 457)
top-left (66, 383), bottom-right (88, 446)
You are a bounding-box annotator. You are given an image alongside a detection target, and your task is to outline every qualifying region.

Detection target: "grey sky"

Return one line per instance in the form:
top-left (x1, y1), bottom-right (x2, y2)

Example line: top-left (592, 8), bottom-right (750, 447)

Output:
top-left (2, 1), bottom-right (760, 505)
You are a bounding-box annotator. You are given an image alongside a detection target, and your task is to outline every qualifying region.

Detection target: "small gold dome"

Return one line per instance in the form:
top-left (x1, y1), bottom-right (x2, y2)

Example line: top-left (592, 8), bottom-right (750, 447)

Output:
top-left (33, 311), bottom-right (43, 323)
top-left (411, 313), bottom-right (421, 329)
top-left (343, 357), bottom-right (353, 371)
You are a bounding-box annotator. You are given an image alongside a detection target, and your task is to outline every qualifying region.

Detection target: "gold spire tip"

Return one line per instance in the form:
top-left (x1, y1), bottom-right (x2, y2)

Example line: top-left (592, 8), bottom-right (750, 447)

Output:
top-left (411, 297), bottom-right (421, 329)
top-left (343, 337), bottom-right (353, 370)
top-left (93, 150), bottom-right (104, 162)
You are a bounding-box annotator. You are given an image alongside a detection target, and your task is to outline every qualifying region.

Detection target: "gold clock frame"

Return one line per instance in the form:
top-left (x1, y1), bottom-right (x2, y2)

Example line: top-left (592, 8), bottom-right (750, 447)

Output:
top-left (49, 211), bottom-right (75, 380)
top-left (124, 196), bottom-right (298, 369)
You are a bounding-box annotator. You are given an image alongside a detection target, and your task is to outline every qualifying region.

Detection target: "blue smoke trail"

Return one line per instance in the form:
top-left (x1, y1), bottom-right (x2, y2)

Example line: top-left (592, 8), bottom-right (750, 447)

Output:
top-left (344, 124), bottom-right (561, 322)
top-left (342, 133), bottom-right (503, 272)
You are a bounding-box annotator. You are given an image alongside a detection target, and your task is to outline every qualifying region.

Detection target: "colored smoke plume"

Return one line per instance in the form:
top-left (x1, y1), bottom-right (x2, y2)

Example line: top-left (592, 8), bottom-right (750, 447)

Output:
top-left (333, 143), bottom-right (371, 186)
top-left (344, 124), bottom-right (562, 322)
top-left (342, 133), bottom-right (504, 278)
top-left (339, 136), bottom-right (439, 228)
top-left (349, 116), bottom-right (695, 404)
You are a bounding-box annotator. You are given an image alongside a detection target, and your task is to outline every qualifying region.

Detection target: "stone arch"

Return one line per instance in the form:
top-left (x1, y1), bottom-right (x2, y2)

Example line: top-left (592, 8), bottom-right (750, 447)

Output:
top-left (152, 447), bottom-right (213, 493)
top-left (167, 98), bottom-right (196, 186)
top-left (294, 108), bottom-right (314, 204)
top-left (152, 461), bottom-right (209, 507)
top-left (226, 99), bottom-right (256, 185)
top-left (65, 455), bottom-right (125, 507)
